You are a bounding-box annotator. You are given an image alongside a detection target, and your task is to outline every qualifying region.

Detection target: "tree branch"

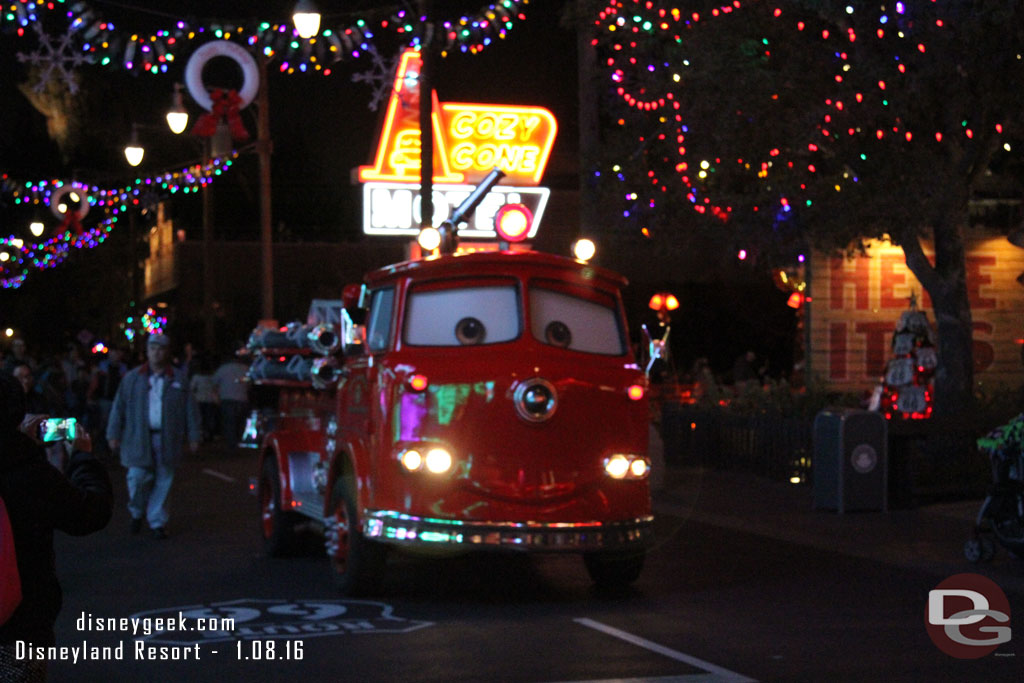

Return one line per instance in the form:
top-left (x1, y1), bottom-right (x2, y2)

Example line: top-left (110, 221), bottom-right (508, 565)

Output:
top-left (900, 230), bottom-right (941, 295)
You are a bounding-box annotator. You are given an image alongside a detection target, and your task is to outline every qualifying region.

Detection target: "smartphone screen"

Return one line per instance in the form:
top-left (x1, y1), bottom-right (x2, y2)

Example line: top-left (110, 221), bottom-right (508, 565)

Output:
top-left (38, 417), bottom-right (77, 442)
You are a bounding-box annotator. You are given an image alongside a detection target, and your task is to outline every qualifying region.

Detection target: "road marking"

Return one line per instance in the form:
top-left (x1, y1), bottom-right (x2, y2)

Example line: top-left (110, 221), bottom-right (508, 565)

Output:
top-left (546, 676), bottom-right (745, 683)
top-left (202, 468), bottom-right (235, 483)
top-left (574, 618), bottom-right (757, 683)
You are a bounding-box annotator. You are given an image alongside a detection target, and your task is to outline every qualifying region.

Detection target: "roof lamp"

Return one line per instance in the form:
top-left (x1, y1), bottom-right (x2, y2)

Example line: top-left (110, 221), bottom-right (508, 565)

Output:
top-left (292, 0), bottom-right (321, 39)
top-left (572, 238), bottom-right (596, 262)
top-left (417, 226), bottom-right (442, 252)
top-left (494, 203), bottom-right (532, 243)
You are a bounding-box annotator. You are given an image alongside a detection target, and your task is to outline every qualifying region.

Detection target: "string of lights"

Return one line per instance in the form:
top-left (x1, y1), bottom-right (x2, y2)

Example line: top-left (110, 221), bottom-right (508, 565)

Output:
top-left (592, 0), bottom-right (1009, 246)
top-left (1, 0), bottom-right (533, 76)
top-left (1, 0), bottom-right (534, 287)
top-left (0, 152), bottom-right (239, 289)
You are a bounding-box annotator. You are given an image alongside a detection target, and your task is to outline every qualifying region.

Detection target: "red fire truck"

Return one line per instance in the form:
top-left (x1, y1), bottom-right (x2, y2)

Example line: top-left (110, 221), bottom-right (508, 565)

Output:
top-left (246, 172), bottom-right (653, 594)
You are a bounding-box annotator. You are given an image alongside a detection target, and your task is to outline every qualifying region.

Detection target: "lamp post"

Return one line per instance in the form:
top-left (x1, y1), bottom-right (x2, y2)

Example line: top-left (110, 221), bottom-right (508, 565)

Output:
top-left (257, 56), bottom-right (274, 323)
top-left (122, 118), bottom-right (218, 351)
top-left (418, 0), bottom-right (434, 234)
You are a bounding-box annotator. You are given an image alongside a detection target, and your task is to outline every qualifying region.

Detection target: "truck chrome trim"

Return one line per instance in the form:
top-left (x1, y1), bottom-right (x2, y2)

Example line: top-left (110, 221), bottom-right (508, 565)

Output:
top-left (513, 377), bottom-right (558, 423)
top-left (363, 510), bottom-right (654, 551)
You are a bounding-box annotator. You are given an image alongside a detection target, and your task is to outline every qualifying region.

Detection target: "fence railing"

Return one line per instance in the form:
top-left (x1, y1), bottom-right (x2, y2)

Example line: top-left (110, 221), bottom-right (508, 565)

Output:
top-left (661, 400), bottom-right (996, 500)
top-left (661, 402), bottom-right (813, 483)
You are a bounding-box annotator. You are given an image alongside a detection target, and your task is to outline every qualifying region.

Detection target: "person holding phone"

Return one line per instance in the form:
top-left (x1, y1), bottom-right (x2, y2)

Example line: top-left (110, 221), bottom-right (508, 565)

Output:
top-left (106, 333), bottom-right (200, 539)
top-left (0, 373), bottom-right (113, 680)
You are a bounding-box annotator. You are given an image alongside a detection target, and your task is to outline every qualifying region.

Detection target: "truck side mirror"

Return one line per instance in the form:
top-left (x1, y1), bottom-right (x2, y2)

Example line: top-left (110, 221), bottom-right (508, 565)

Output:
top-left (640, 323), bottom-right (671, 377)
top-left (341, 283), bottom-right (368, 356)
top-left (342, 283), bottom-right (367, 325)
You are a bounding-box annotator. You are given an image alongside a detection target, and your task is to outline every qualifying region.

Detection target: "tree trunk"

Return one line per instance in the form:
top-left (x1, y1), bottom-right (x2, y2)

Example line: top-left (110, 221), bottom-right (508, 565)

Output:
top-left (901, 211), bottom-right (975, 418)
top-left (928, 275), bottom-right (975, 417)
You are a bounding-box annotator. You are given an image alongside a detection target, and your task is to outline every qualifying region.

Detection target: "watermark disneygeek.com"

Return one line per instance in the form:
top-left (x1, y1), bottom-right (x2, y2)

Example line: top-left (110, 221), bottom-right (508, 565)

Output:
top-left (926, 573), bottom-right (1012, 659)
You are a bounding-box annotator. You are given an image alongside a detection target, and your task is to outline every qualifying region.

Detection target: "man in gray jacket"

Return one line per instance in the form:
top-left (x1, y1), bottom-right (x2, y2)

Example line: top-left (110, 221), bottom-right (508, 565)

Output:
top-left (107, 333), bottom-right (200, 539)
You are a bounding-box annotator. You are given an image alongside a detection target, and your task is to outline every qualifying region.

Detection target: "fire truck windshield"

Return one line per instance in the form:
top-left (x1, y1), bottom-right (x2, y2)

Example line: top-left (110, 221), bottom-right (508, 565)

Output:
top-left (401, 278), bottom-right (626, 355)
top-left (405, 283), bottom-right (520, 346)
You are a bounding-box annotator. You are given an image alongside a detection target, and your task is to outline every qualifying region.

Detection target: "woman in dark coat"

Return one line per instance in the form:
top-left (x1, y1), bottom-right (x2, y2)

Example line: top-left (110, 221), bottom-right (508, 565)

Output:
top-left (0, 372), bottom-right (113, 681)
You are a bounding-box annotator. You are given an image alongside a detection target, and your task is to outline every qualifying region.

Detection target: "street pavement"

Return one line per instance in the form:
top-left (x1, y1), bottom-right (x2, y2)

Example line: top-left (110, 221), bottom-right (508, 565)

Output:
top-left (652, 463), bottom-right (1024, 596)
top-left (39, 443), bottom-right (1023, 681)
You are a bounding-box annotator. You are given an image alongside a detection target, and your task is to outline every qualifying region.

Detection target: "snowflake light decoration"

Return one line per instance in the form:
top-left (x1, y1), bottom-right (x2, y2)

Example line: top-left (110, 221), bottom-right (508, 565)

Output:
top-left (352, 45), bottom-right (401, 112)
top-left (16, 21), bottom-right (91, 94)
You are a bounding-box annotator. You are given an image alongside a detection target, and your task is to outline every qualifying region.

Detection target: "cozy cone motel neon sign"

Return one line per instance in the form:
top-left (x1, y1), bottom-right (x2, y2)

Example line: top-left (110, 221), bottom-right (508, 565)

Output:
top-left (358, 50), bottom-right (556, 238)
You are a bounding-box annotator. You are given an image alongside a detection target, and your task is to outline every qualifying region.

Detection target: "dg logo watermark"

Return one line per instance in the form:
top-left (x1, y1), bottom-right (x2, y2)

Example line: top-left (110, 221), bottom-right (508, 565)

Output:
top-left (926, 573), bottom-right (1011, 659)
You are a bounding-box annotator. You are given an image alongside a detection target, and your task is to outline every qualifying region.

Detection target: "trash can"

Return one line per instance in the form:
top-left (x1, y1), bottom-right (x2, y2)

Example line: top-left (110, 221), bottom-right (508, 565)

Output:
top-left (813, 408), bottom-right (888, 513)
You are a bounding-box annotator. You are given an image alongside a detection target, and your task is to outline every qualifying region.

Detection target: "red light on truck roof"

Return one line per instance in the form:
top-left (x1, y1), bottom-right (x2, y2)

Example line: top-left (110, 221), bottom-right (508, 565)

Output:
top-left (494, 204), bottom-right (532, 242)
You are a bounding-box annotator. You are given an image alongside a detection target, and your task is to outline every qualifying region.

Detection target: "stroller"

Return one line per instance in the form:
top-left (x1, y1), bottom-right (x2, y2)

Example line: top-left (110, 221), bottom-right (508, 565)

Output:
top-left (964, 413), bottom-right (1024, 562)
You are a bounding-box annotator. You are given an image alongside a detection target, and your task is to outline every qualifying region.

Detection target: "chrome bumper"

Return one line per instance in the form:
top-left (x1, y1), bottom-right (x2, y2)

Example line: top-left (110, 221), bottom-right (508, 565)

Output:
top-left (362, 510), bottom-right (654, 551)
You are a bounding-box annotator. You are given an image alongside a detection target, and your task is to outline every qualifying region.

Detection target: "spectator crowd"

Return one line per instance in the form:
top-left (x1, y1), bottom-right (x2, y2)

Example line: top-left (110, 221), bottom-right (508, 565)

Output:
top-left (0, 336), bottom-right (250, 459)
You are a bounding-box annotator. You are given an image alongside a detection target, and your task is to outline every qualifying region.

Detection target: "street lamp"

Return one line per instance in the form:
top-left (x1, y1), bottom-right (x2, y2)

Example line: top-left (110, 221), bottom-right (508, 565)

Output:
top-left (166, 83), bottom-right (189, 134)
top-left (292, 0), bottom-right (321, 39)
top-left (124, 124), bottom-right (145, 166)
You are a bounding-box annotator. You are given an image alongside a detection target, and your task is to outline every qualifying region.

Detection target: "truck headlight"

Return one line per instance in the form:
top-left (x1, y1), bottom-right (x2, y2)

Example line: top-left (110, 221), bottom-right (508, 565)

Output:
top-left (424, 447), bottom-right (453, 474)
top-left (399, 449), bottom-right (423, 472)
top-left (629, 458), bottom-right (649, 478)
top-left (398, 445), bottom-right (453, 474)
top-left (604, 454), bottom-right (650, 480)
top-left (604, 454), bottom-right (631, 479)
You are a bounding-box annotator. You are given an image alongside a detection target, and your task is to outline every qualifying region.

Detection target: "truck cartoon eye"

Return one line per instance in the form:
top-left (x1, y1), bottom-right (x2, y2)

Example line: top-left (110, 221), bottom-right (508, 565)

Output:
top-left (529, 287), bottom-right (625, 355)
top-left (455, 317), bottom-right (486, 345)
top-left (544, 321), bottom-right (571, 348)
top-left (405, 284), bottom-right (518, 346)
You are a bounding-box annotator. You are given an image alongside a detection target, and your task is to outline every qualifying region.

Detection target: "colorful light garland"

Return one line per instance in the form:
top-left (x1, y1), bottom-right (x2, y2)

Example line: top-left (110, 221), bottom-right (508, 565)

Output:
top-left (2, 0), bottom-right (533, 76)
top-left (1, 1), bottom-right (535, 287)
top-left (593, 0), bottom-right (1010, 249)
top-left (0, 152), bottom-right (238, 288)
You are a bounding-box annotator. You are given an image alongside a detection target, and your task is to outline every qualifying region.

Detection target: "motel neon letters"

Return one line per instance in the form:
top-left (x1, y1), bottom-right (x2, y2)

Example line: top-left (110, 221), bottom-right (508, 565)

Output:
top-left (358, 50), bottom-right (557, 189)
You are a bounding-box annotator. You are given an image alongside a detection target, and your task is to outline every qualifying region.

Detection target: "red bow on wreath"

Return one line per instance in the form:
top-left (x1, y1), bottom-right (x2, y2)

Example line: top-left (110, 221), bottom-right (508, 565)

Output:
top-left (191, 88), bottom-right (250, 142)
top-left (59, 211), bottom-right (83, 236)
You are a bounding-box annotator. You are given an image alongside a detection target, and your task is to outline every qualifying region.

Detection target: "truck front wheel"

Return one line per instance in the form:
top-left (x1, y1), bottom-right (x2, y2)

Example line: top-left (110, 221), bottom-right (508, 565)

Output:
top-left (583, 549), bottom-right (645, 590)
top-left (326, 475), bottom-right (387, 595)
top-left (259, 456), bottom-right (299, 556)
